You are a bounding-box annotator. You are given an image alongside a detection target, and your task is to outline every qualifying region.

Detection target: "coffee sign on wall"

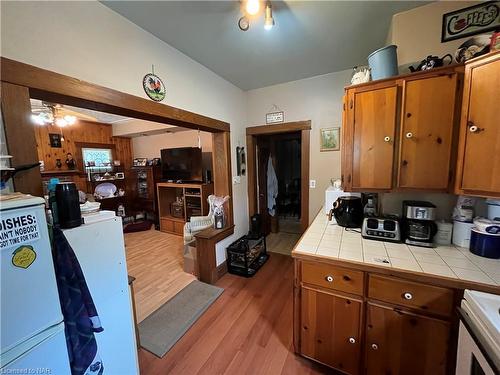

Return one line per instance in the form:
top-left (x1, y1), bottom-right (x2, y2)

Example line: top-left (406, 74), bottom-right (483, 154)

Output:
top-left (441, 1), bottom-right (500, 42)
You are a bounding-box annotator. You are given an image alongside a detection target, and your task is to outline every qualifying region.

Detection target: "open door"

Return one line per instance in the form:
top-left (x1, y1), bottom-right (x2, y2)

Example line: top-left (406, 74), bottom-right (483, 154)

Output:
top-left (257, 136), bottom-right (271, 236)
top-left (247, 121), bottom-right (311, 234)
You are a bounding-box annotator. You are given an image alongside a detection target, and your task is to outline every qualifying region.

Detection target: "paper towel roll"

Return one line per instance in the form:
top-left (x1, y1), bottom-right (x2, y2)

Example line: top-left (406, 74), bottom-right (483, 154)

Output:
top-left (453, 220), bottom-right (474, 248)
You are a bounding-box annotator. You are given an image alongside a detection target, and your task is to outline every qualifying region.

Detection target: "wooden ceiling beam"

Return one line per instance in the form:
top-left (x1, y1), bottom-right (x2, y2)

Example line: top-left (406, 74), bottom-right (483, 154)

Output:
top-left (1, 57), bottom-right (229, 133)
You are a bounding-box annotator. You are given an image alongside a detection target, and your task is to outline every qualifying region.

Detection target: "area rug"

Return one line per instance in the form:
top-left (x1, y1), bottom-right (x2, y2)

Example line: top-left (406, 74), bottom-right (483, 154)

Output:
top-left (138, 280), bottom-right (223, 357)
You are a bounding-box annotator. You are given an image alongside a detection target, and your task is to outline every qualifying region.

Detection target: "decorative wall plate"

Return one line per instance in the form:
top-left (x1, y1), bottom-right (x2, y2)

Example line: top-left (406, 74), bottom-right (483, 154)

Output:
top-left (143, 73), bottom-right (166, 102)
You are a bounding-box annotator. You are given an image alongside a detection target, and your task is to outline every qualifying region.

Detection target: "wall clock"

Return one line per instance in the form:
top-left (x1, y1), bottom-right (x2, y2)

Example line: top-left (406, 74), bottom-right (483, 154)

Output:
top-left (143, 73), bottom-right (166, 102)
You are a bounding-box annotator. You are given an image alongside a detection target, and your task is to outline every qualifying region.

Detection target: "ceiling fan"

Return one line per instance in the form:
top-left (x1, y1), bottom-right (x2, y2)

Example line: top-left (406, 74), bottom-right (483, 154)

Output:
top-left (30, 101), bottom-right (96, 126)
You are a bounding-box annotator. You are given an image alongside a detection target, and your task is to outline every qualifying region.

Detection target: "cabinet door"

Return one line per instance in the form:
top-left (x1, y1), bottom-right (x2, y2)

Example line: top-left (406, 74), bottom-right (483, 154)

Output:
top-left (352, 86), bottom-right (398, 189)
top-left (398, 74), bottom-right (458, 189)
top-left (301, 287), bottom-right (362, 374)
top-left (365, 303), bottom-right (450, 375)
top-left (460, 58), bottom-right (500, 193)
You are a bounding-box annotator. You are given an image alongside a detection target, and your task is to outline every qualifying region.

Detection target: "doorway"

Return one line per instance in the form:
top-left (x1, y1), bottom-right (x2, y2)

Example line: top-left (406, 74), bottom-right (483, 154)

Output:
top-left (246, 121), bottom-right (310, 254)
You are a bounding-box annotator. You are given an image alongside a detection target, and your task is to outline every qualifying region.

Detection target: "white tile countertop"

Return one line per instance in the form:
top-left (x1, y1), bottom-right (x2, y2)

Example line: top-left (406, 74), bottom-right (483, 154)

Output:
top-left (292, 210), bottom-right (500, 288)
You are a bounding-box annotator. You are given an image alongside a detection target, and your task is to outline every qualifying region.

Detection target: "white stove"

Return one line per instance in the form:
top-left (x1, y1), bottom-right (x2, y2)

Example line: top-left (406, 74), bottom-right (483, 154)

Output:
top-left (456, 290), bottom-right (500, 375)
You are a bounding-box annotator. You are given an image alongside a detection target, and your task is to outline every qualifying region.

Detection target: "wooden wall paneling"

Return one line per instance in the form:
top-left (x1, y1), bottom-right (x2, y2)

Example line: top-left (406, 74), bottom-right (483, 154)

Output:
top-left (1, 58), bottom-right (229, 133)
top-left (34, 120), bottom-right (133, 172)
top-left (1, 82), bottom-right (43, 196)
top-left (300, 129), bottom-right (310, 231)
top-left (212, 131), bottom-right (234, 226)
top-left (112, 136), bottom-right (134, 171)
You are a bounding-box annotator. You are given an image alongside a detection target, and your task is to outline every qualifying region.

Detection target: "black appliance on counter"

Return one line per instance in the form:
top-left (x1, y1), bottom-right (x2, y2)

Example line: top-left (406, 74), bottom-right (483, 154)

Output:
top-left (402, 200), bottom-right (437, 248)
top-left (55, 182), bottom-right (82, 229)
top-left (362, 216), bottom-right (401, 242)
top-left (328, 196), bottom-right (364, 228)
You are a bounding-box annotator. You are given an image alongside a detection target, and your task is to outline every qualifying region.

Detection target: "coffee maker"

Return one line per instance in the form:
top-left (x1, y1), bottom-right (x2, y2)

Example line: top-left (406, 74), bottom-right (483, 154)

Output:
top-left (402, 201), bottom-right (437, 247)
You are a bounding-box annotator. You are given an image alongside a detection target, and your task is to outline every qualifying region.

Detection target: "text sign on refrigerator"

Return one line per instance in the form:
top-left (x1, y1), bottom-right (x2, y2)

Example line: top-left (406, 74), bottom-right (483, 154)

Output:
top-left (0, 211), bottom-right (41, 250)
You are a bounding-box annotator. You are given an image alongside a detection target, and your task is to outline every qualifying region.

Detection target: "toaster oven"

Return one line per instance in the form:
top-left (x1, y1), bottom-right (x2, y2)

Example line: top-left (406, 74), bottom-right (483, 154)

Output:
top-left (361, 216), bottom-right (401, 242)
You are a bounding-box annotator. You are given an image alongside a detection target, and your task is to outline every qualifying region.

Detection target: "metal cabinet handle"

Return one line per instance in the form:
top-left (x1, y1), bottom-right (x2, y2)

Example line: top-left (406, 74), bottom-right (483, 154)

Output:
top-left (348, 337), bottom-right (356, 344)
top-left (405, 132), bottom-right (413, 139)
top-left (371, 343), bottom-right (379, 350)
top-left (325, 275), bottom-right (334, 283)
top-left (384, 136), bottom-right (391, 142)
top-left (403, 292), bottom-right (413, 300)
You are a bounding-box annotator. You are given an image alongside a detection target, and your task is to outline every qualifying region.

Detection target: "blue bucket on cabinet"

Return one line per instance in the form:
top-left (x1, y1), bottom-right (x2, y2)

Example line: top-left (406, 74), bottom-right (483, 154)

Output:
top-left (368, 45), bottom-right (399, 80)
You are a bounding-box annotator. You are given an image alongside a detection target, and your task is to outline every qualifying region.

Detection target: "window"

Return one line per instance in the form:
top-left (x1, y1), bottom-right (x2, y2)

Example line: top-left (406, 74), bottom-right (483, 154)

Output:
top-left (82, 147), bottom-right (113, 171)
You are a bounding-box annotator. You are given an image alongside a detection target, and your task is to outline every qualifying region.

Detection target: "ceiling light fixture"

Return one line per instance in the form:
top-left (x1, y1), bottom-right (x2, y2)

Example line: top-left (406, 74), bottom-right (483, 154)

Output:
top-left (245, 0), bottom-right (260, 16)
top-left (264, 3), bottom-right (274, 30)
top-left (31, 103), bottom-right (77, 127)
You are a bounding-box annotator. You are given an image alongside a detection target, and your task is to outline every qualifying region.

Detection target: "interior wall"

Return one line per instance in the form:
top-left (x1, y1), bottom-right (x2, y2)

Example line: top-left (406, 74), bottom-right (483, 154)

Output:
top-left (131, 130), bottom-right (213, 159)
top-left (246, 70), bottom-right (352, 222)
top-left (387, 1), bottom-right (481, 67)
top-left (35, 120), bottom-right (133, 171)
top-left (1, 1), bottom-right (248, 265)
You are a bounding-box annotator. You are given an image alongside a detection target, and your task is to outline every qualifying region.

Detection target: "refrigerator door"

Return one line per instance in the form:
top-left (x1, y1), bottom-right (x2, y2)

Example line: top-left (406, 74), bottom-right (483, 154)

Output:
top-left (63, 217), bottom-right (139, 374)
top-left (0, 322), bottom-right (70, 373)
top-left (0, 202), bottom-right (64, 354)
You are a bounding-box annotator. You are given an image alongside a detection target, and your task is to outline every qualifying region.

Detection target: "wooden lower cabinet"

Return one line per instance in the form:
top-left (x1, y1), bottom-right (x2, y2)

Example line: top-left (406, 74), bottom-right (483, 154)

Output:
top-left (365, 303), bottom-right (451, 375)
top-left (295, 259), bottom-right (457, 375)
top-left (300, 287), bottom-right (362, 374)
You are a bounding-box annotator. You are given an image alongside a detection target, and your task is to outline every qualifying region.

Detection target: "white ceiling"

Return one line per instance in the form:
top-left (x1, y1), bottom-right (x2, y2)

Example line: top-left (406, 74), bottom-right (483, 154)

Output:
top-left (30, 99), bottom-right (187, 137)
top-left (103, 1), bottom-right (427, 90)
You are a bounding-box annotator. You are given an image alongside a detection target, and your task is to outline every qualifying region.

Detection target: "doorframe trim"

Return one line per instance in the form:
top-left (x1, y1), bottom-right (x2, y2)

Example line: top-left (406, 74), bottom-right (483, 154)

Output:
top-left (246, 120), bottom-right (311, 233)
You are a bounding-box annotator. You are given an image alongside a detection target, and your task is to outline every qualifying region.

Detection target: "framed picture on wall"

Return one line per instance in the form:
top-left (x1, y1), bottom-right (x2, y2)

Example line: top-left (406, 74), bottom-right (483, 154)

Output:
top-left (49, 133), bottom-right (62, 148)
top-left (320, 127), bottom-right (340, 152)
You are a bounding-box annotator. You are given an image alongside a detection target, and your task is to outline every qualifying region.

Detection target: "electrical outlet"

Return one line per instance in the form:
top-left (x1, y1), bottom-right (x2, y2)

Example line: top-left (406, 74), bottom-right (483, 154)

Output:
top-left (309, 179), bottom-right (316, 188)
top-left (233, 176), bottom-right (241, 184)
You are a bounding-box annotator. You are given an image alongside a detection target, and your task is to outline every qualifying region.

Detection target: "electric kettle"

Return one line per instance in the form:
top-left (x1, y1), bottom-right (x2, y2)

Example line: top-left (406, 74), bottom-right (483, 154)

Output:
top-left (328, 196), bottom-right (364, 228)
top-left (409, 54), bottom-right (453, 72)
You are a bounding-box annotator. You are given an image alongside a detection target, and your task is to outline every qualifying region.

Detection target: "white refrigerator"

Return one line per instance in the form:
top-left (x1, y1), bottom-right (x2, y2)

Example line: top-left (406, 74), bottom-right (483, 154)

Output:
top-left (0, 196), bottom-right (71, 373)
top-left (62, 215), bottom-right (139, 374)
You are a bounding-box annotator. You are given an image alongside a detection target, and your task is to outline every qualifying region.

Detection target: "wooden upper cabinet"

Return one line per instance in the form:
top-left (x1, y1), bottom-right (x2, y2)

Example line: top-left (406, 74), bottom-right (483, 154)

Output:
top-left (351, 85), bottom-right (398, 190)
top-left (365, 303), bottom-right (450, 375)
top-left (457, 52), bottom-right (500, 196)
top-left (398, 74), bottom-right (459, 190)
top-left (342, 66), bottom-right (464, 193)
top-left (301, 287), bottom-right (362, 375)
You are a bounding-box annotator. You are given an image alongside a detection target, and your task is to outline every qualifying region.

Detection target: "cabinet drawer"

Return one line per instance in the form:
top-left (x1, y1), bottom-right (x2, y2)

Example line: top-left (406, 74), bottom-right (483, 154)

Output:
top-left (368, 274), bottom-right (454, 316)
top-left (302, 262), bottom-right (364, 296)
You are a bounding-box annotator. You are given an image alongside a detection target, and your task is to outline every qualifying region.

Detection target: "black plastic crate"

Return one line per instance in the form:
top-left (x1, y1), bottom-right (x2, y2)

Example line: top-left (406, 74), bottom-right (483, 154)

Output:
top-left (226, 234), bottom-right (268, 277)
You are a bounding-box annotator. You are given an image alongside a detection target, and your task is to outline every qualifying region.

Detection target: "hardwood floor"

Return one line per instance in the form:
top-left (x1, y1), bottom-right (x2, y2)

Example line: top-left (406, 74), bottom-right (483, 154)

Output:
top-left (138, 253), bottom-right (331, 375)
top-left (124, 228), bottom-right (196, 322)
top-left (266, 231), bottom-right (301, 256)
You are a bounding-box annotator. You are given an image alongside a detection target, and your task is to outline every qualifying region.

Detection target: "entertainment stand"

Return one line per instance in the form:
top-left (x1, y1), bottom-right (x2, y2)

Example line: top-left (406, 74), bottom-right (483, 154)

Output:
top-left (156, 181), bottom-right (214, 235)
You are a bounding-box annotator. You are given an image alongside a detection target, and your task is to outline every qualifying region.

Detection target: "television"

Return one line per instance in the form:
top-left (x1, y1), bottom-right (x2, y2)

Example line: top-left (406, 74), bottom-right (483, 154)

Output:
top-left (160, 147), bottom-right (203, 182)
